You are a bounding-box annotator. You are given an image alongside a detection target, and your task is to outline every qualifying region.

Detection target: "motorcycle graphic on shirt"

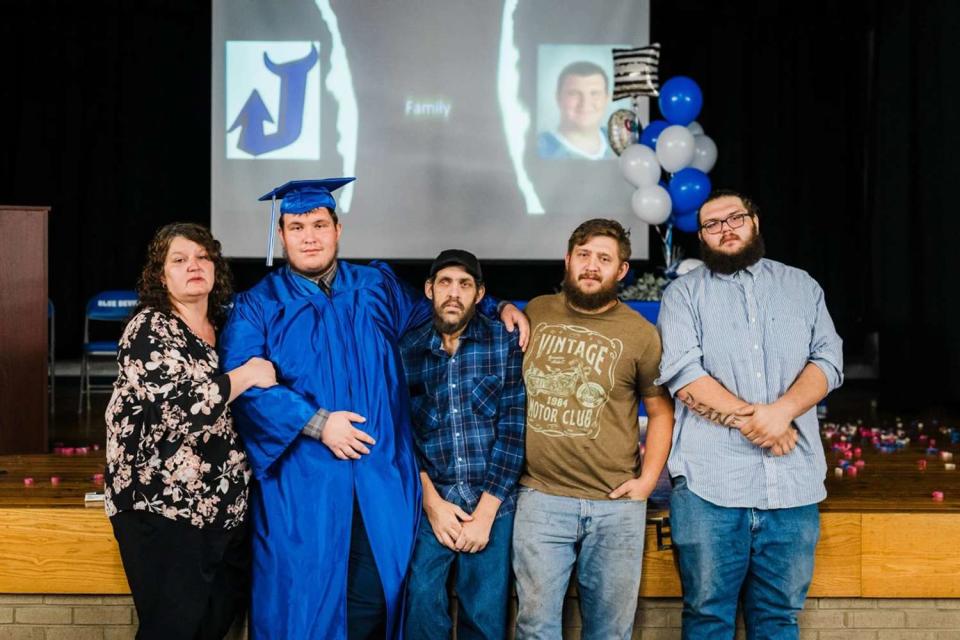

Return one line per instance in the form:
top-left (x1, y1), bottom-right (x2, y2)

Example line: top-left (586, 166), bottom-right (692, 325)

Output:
top-left (525, 322), bottom-right (623, 438)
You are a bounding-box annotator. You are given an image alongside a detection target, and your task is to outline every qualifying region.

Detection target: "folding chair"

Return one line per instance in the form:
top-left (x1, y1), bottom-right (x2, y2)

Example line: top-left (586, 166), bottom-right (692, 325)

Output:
top-left (78, 290), bottom-right (138, 413)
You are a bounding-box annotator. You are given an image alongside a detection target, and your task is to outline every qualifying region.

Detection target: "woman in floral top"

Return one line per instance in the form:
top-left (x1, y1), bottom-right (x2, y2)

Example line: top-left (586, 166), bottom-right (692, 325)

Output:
top-left (105, 223), bottom-right (276, 640)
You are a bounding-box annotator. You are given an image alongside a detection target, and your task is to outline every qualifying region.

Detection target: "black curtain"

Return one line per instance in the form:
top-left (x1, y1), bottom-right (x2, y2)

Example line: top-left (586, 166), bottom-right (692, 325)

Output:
top-left (0, 0), bottom-right (212, 360)
top-left (869, 1), bottom-right (960, 408)
top-left (650, 0), bottom-right (960, 409)
top-left (652, 0), bottom-right (875, 370)
top-left (1, 1), bottom-right (957, 408)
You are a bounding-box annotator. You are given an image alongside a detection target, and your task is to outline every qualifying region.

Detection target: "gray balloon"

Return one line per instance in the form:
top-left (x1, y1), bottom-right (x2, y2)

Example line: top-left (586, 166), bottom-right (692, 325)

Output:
top-left (620, 143), bottom-right (661, 188)
top-left (687, 120), bottom-right (705, 136)
top-left (690, 134), bottom-right (718, 173)
top-left (655, 125), bottom-right (696, 174)
top-left (631, 184), bottom-right (672, 225)
top-left (676, 258), bottom-right (705, 275)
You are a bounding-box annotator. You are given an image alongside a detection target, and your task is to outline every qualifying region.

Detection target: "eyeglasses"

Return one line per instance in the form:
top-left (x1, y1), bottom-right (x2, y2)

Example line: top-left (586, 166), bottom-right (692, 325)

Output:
top-left (700, 211), bottom-right (754, 235)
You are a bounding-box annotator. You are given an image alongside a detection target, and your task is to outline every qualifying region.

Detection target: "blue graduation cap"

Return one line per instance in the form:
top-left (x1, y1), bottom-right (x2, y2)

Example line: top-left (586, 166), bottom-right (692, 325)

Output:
top-left (258, 177), bottom-right (356, 266)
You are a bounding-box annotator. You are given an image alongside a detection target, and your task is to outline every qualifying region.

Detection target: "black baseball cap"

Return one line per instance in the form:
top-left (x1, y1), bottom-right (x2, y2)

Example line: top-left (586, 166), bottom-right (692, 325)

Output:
top-left (429, 249), bottom-right (483, 284)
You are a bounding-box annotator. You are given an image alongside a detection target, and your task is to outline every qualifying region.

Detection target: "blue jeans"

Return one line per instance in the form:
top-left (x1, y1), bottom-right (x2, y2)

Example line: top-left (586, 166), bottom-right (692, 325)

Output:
top-left (405, 511), bottom-right (514, 640)
top-left (512, 487), bottom-right (647, 640)
top-left (669, 477), bottom-right (820, 640)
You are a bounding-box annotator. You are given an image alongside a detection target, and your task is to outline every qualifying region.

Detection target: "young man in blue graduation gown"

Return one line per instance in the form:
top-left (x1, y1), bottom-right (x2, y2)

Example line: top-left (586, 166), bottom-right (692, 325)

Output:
top-left (218, 178), bottom-right (528, 639)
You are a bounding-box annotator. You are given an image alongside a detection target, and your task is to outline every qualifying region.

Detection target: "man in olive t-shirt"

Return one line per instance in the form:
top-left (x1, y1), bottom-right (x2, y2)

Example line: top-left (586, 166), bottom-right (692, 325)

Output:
top-left (513, 219), bottom-right (674, 640)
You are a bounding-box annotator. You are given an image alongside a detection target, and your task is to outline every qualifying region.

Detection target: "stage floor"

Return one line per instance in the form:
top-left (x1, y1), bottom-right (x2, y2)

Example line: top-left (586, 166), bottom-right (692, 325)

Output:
top-left (0, 453), bottom-right (105, 508)
top-left (28, 377), bottom-right (960, 513)
top-left (3, 386), bottom-right (960, 598)
top-left (2, 442), bottom-right (957, 512)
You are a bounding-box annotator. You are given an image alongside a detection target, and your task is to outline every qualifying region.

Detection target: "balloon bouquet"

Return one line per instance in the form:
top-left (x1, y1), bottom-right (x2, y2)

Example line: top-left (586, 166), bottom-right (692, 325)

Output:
top-left (609, 45), bottom-right (717, 276)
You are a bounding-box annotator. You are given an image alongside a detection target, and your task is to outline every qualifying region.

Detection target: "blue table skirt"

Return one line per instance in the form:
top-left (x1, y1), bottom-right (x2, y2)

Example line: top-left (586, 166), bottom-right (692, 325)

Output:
top-left (624, 300), bottom-right (660, 325)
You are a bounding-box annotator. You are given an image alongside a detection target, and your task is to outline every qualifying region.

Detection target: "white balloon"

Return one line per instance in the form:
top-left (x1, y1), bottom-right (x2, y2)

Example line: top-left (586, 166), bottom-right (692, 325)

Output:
top-left (619, 144), bottom-right (661, 187)
top-left (655, 125), bottom-right (696, 173)
top-left (690, 134), bottom-right (718, 173)
top-left (631, 185), bottom-right (672, 225)
top-left (687, 121), bottom-right (705, 136)
top-left (676, 258), bottom-right (704, 275)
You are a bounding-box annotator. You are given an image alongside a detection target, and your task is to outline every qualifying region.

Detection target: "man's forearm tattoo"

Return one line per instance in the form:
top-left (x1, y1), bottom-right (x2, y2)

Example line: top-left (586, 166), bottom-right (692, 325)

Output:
top-left (677, 390), bottom-right (744, 427)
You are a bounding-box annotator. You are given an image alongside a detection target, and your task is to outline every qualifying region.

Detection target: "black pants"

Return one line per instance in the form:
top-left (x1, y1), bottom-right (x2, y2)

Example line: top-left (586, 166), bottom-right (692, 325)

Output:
top-left (347, 501), bottom-right (387, 640)
top-left (111, 511), bottom-right (250, 640)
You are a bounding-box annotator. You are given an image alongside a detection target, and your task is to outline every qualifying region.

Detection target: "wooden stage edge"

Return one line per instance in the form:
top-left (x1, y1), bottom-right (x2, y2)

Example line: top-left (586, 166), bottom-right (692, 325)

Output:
top-left (1, 455), bottom-right (959, 597)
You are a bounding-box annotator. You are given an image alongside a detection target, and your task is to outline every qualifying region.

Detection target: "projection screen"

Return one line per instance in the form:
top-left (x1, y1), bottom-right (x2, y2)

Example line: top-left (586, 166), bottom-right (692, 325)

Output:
top-left (212, 0), bottom-right (652, 260)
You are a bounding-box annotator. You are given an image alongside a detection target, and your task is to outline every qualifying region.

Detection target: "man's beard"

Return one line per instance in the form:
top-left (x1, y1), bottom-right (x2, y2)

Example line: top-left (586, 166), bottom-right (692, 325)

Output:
top-left (562, 271), bottom-right (619, 311)
top-left (700, 232), bottom-right (766, 275)
top-left (433, 298), bottom-right (477, 335)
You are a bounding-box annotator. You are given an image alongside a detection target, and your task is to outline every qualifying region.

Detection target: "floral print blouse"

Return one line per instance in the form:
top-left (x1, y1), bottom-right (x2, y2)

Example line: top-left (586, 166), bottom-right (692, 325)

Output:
top-left (104, 308), bottom-right (250, 529)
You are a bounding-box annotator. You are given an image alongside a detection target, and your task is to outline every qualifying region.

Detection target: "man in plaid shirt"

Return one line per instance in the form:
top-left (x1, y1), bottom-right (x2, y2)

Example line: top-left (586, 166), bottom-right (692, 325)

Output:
top-left (400, 249), bottom-right (526, 640)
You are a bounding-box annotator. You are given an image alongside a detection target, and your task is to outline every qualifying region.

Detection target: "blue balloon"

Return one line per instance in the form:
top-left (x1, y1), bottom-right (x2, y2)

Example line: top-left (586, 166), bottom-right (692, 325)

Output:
top-left (668, 168), bottom-right (711, 213)
top-left (672, 208), bottom-right (700, 233)
top-left (658, 76), bottom-right (703, 126)
top-left (639, 119), bottom-right (669, 149)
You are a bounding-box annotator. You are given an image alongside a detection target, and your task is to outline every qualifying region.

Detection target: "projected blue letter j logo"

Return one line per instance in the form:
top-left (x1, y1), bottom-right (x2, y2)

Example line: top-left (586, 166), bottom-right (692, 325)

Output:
top-left (225, 41), bottom-right (321, 160)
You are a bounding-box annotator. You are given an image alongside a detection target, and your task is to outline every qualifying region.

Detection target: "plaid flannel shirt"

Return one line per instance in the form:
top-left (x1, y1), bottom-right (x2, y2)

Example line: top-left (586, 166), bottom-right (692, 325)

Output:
top-left (400, 314), bottom-right (525, 518)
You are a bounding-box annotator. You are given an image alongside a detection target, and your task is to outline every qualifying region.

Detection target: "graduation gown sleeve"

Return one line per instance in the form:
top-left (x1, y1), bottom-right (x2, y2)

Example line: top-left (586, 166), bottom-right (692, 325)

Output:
top-left (218, 291), bottom-right (317, 479)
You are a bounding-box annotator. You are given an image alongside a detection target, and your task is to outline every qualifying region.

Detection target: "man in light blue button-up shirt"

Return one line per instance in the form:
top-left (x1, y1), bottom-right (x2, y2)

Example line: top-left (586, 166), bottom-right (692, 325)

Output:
top-left (656, 190), bottom-right (843, 640)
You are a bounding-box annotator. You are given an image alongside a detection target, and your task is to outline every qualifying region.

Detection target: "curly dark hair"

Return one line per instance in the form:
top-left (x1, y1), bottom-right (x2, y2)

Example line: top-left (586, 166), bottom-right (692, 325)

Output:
top-left (135, 223), bottom-right (234, 328)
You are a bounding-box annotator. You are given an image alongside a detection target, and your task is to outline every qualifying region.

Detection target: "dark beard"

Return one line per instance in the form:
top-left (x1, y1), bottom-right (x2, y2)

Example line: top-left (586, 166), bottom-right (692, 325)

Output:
top-left (562, 272), bottom-right (619, 311)
top-left (432, 302), bottom-right (476, 335)
top-left (700, 232), bottom-right (766, 275)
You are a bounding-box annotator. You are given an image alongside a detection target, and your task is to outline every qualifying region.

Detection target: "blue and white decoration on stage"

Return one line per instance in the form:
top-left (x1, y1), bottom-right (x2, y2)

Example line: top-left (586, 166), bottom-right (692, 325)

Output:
top-left (225, 41), bottom-right (322, 160)
top-left (609, 50), bottom-right (717, 272)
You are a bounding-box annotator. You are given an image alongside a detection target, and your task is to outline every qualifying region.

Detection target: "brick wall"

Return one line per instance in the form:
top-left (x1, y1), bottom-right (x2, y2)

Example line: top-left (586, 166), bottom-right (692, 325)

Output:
top-left (0, 595), bottom-right (246, 640)
top-left (622, 598), bottom-right (960, 640)
top-left (532, 597), bottom-right (960, 639)
top-left (1, 595), bottom-right (958, 639)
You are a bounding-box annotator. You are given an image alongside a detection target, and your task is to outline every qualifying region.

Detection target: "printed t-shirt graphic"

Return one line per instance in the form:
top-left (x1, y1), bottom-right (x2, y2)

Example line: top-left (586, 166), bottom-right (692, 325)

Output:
top-left (525, 322), bottom-right (623, 439)
top-left (519, 294), bottom-right (666, 500)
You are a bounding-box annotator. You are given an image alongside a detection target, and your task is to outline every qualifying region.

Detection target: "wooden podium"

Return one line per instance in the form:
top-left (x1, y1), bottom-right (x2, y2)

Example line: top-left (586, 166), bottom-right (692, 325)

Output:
top-left (0, 206), bottom-right (49, 454)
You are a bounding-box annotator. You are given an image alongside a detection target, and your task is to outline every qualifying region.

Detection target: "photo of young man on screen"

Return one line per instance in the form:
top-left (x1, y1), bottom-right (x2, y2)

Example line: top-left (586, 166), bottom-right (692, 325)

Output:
top-left (538, 61), bottom-right (615, 161)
